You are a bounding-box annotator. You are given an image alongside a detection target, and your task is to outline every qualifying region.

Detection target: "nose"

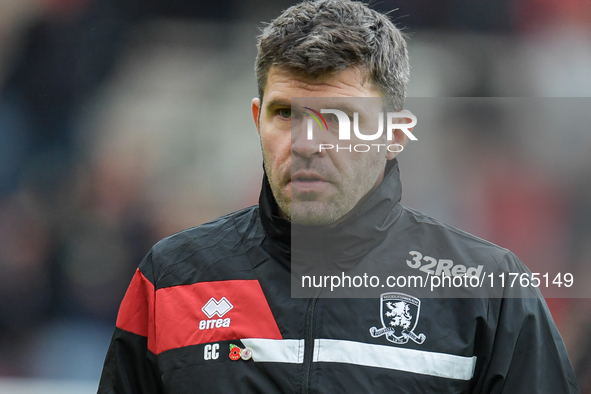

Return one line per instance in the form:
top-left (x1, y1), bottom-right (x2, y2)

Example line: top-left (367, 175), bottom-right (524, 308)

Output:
top-left (292, 117), bottom-right (325, 159)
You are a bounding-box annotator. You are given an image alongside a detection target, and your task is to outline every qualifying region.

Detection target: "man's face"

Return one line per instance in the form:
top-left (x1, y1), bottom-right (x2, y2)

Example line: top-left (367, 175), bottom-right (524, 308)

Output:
top-left (252, 67), bottom-right (405, 225)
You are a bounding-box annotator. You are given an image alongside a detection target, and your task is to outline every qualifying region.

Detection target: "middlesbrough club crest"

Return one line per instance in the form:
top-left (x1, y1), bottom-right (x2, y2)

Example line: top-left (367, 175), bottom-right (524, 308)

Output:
top-left (369, 292), bottom-right (426, 345)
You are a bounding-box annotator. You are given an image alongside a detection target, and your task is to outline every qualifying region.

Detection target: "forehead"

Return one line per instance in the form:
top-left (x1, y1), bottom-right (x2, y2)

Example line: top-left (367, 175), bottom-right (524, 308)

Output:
top-left (262, 67), bottom-right (381, 105)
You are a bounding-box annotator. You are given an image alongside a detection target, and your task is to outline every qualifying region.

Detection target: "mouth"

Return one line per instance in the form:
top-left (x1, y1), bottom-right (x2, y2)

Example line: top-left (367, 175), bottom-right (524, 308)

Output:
top-left (290, 171), bottom-right (329, 194)
top-left (295, 176), bottom-right (322, 182)
top-left (291, 171), bottom-right (326, 183)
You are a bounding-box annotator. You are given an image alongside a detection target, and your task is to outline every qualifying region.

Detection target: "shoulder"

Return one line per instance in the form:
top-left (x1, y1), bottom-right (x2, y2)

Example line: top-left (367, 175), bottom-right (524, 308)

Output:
top-left (139, 205), bottom-right (262, 287)
top-left (152, 205), bottom-right (259, 256)
top-left (398, 205), bottom-right (526, 274)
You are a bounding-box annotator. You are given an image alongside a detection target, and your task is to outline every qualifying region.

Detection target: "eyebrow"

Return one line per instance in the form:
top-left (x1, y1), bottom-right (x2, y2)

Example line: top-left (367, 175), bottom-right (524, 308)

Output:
top-left (264, 98), bottom-right (372, 117)
top-left (264, 99), bottom-right (291, 111)
top-left (330, 103), bottom-right (358, 116)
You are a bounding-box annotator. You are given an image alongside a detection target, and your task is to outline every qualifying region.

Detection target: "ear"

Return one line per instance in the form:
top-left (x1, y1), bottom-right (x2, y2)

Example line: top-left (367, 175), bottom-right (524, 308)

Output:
top-left (386, 109), bottom-right (415, 160)
top-left (252, 98), bottom-right (261, 136)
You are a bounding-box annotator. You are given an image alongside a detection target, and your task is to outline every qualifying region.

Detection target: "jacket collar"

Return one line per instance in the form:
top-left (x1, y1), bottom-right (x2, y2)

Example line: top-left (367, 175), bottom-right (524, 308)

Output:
top-left (259, 159), bottom-right (403, 266)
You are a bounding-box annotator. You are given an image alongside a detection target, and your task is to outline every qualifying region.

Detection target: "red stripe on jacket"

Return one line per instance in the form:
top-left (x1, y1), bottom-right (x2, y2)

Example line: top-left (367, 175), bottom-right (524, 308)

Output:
top-left (116, 271), bottom-right (282, 354)
top-left (116, 269), bottom-right (157, 353)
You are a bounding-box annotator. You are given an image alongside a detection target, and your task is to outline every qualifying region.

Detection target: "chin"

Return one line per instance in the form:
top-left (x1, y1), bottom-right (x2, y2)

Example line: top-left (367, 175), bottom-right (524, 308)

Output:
top-left (290, 202), bottom-right (342, 226)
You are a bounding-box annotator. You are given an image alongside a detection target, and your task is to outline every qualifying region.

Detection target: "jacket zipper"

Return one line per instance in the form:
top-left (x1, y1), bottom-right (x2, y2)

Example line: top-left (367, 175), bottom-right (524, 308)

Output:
top-left (301, 296), bottom-right (318, 394)
top-left (301, 232), bottom-right (327, 394)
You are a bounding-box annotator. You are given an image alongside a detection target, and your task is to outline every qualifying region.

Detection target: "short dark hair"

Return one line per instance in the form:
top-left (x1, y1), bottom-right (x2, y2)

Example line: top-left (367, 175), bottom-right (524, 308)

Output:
top-left (255, 0), bottom-right (410, 111)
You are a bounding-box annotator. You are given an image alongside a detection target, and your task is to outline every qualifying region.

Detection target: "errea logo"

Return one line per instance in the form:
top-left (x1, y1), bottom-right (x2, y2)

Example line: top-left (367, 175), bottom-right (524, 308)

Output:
top-left (202, 297), bottom-right (233, 318)
top-left (200, 297), bottom-right (232, 330)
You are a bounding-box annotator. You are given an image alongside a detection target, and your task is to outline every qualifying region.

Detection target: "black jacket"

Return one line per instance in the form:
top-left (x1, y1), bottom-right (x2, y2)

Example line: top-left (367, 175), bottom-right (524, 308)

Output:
top-left (98, 159), bottom-right (579, 393)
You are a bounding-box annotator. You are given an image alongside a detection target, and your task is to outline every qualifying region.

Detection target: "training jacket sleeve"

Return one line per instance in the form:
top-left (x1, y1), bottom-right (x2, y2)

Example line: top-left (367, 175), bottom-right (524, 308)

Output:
top-left (472, 252), bottom-right (580, 393)
top-left (98, 252), bottom-right (164, 394)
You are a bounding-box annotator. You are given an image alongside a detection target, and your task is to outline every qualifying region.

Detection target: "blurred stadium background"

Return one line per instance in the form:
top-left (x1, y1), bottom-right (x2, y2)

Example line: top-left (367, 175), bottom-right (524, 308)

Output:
top-left (0, 0), bottom-right (590, 392)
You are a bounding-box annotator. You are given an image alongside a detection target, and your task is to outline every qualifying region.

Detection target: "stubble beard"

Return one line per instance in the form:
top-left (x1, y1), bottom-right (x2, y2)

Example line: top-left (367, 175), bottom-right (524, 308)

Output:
top-left (262, 147), bottom-right (386, 226)
top-left (263, 154), bottom-right (357, 227)
top-left (262, 153), bottom-right (292, 221)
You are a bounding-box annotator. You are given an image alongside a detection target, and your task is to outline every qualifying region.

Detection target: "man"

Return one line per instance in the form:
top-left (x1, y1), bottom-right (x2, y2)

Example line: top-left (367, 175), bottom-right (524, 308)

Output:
top-left (98, 1), bottom-right (579, 393)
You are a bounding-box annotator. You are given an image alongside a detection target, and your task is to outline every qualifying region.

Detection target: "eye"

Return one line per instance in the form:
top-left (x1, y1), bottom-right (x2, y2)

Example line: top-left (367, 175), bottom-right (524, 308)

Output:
top-left (277, 108), bottom-right (291, 119)
top-left (324, 113), bottom-right (339, 123)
